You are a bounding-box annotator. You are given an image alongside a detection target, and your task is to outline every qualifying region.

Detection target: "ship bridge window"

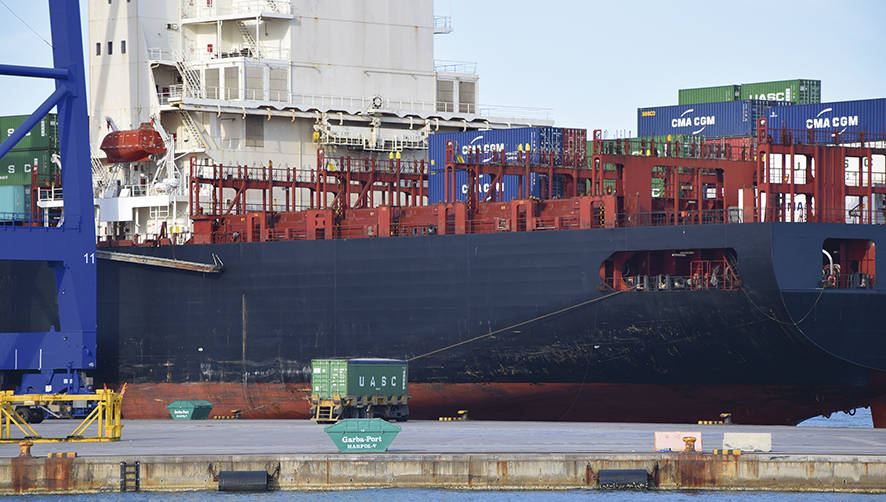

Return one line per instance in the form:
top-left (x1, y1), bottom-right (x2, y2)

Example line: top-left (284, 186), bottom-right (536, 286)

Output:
top-left (822, 239), bottom-right (876, 289)
top-left (601, 248), bottom-right (739, 292)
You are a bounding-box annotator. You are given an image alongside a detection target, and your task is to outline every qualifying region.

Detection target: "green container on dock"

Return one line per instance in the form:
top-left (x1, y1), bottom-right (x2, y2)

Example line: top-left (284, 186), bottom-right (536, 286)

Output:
top-left (166, 400), bottom-right (214, 420)
top-left (0, 114), bottom-right (58, 152)
top-left (740, 79), bottom-right (820, 104)
top-left (678, 85), bottom-right (740, 105)
top-left (324, 418), bottom-right (401, 452)
top-left (312, 358), bottom-right (408, 400)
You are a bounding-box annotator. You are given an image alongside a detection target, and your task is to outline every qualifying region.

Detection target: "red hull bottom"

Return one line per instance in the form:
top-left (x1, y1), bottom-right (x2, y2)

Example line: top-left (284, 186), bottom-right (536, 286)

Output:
top-left (118, 382), bottom-right (876, 426)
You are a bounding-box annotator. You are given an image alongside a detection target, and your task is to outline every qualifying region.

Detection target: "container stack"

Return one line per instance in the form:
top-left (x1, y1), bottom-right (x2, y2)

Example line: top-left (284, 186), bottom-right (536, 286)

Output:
top-left (632, 79), bottom-right (825, 162)
top-left (0, 114), bottom-right (59, 221)
top-left (427, 126), bottom-right (587, 203)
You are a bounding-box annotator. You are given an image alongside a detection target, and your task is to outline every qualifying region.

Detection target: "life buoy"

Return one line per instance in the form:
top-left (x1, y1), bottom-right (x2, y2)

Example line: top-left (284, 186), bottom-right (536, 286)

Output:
top-left (826, 274), bottom-right (837, 288)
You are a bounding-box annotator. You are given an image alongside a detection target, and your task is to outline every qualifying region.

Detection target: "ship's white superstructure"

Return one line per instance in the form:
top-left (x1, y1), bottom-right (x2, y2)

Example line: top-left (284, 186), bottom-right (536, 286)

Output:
top-left (88, 0), bottom-right (551, 244)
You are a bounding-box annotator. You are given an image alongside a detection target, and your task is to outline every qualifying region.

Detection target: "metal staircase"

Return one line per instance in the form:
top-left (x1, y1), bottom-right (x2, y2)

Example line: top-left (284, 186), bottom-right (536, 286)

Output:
top-left (174, 53), bottom-right (202, 99)
top-left (236, 21), bottom-right (259, 58)
top-left (177, 110), bottom-right (213, 151)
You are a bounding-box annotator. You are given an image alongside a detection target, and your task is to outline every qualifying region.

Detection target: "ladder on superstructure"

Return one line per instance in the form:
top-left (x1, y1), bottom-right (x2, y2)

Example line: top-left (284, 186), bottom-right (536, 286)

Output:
top-left (178, 110), bottom-right (212, 150)
top-left (236, 21), bottom-right (259, 58)
top-left (174, 53), bottom-right (203, 99)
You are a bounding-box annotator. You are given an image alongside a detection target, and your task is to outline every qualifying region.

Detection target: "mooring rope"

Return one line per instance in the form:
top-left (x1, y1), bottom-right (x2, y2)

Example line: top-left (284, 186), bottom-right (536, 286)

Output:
top-left (407, 290), bottom-right (625, 362)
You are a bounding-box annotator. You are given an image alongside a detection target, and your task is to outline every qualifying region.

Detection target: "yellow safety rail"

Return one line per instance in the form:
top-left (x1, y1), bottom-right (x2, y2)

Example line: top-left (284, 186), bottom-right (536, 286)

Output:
top-left (0, 389), bottom-right (124, 443)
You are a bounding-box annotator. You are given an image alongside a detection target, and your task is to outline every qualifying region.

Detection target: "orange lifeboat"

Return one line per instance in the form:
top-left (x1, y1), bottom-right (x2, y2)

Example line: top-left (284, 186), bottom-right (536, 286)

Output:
top-left (100, 122), bottom-right (166, 163)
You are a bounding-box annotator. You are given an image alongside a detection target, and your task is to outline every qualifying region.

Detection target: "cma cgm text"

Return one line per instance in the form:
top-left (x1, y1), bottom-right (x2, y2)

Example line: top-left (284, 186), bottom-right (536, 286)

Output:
top-left (672, 116), bottom-right (715, 128)
top-left (806, 115), bottom-right (859, 129)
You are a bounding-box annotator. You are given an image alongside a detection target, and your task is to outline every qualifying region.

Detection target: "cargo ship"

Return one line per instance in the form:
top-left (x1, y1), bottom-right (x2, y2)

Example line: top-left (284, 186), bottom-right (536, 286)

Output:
top-left (6, 0), bottom-right (886, 427)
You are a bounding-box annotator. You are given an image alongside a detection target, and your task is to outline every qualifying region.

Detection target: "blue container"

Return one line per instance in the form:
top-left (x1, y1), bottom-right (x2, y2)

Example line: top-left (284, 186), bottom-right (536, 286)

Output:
top-left (428, 127), bottom-right (551, 203)
top-left (637, 101), bottom-right (782, 138)
top-left (764, 98), bottom-right (886, 140)
top-left (0, 185), bottom-right (28, 221)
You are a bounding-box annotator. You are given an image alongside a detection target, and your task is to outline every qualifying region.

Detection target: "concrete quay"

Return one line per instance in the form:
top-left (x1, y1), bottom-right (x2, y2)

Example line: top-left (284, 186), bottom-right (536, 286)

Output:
top-left (0, 420), bottom-right (884, 494)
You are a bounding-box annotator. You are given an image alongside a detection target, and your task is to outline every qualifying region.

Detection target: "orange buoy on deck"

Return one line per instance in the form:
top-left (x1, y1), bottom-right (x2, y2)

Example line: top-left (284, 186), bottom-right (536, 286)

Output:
top-left (100, 122), bottom-right (166, 163)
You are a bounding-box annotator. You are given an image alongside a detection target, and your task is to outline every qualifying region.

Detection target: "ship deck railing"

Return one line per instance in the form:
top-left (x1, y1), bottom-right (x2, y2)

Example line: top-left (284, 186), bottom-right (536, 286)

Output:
top-left (180, 0), bottom-right (293, 21)
top-left (160, 84), bottom-right (553, 122)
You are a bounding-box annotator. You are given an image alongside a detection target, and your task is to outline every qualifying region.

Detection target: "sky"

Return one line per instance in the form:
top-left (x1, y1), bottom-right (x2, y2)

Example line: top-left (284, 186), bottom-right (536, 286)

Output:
top-left (0, 0), bottom-right (884, 135)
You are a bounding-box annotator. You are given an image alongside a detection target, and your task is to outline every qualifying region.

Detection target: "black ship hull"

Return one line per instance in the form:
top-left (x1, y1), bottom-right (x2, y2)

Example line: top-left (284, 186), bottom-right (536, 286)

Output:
top-left (91, 222), bottom-right (886, 423)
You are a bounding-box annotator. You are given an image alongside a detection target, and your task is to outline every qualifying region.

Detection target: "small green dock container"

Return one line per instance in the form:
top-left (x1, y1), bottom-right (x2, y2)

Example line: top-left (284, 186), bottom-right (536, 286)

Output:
top-left (166, 400), bottom-right (214, 420)
top-left (324, 418), bottom-right (401, 452)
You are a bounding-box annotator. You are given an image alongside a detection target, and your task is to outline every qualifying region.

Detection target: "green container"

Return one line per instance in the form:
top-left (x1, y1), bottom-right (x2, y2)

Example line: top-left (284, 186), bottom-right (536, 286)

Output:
top-left (0, 149), bottom-right (57, 186)
top-left (312, 358), bottom-right (408, 400)
top-left (0, 114), bottom-right (58, 152)
top-left (740, 79), bottom-right (820, 104)
top-left (324, 418), bottom-right (401, 452)
top-left (678, 85), bottom-right (740, 105)
top-left (166, 400), bottom-right (214, 420)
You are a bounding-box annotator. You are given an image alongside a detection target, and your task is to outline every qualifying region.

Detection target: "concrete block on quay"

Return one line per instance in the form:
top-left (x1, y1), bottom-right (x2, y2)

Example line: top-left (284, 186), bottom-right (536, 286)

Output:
top-left (723, 432), bottom-right (772, 452)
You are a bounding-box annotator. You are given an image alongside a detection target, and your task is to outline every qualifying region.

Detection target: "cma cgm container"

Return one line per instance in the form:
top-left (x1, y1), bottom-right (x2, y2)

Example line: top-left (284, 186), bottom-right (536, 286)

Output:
top-left (764, 98), bottom-right (886, 143)
top-left (637, 100), bottom-right (782, 138)
top-left (678, 85), bottom-right (741, 105)
top-left (310, 358), bottom-right (409, 422)
top-left (740, 79), bottom-right (820, 104)
top-left (0, 114), bottom-right (58, 151)
top-left (428, 127), bottom-right (552, 203)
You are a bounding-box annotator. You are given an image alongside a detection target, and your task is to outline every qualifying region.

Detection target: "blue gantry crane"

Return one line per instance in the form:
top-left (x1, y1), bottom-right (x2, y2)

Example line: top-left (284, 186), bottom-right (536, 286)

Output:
top-left (0, 0), bottom-right (97, 423)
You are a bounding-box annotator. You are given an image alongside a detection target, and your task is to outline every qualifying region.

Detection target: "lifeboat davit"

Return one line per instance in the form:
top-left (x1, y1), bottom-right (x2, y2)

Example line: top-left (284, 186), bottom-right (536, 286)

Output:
top-left (100, 122), bottom-right (166, 163)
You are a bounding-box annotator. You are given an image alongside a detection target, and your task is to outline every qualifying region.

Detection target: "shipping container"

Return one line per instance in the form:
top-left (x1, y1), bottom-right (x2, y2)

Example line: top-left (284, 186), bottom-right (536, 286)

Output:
top-left (637, 101), bottom-right (782, 138)
top-left (0, 149), bottom-right (58, 186)
top-left (678, 85), bottom-right (740, 105)
top-left (311, 358), bottom-right (408, 400)
top-left (764, 98), bottom-right (886, 141)
top-left (0, 114), bottom-right (58, 152)
top-left (428, 127), bottom-right (553, 203)
top-left (0, 185), bottom-right (29, 221)
top-left (740, 79), bottom-right (820, 104)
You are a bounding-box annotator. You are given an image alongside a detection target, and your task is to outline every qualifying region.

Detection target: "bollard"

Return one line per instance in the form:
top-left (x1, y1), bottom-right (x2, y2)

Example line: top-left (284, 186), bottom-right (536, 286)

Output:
top-left (682, 436), bottom-right (697, 453)
top-left (18, 440), bottom-right (33, 457)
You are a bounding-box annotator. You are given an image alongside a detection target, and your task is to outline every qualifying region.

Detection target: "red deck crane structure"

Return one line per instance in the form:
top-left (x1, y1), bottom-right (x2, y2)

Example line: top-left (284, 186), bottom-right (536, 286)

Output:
top-left (105, 120), bottom-right (886, 247)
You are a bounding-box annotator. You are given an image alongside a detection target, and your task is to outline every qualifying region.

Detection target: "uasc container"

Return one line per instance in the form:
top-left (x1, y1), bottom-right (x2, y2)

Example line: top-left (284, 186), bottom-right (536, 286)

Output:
top-left (678, 85), bottom-right (741, 105)
top-left (740, 79), bottom-right (820, 104)
top-left (310, 358), bottom-right (409, 422)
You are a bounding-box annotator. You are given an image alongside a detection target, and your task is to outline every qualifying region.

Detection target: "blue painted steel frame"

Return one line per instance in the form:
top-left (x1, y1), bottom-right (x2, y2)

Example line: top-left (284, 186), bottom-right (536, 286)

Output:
top-left (0, 1), bottom-right (97, 394)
